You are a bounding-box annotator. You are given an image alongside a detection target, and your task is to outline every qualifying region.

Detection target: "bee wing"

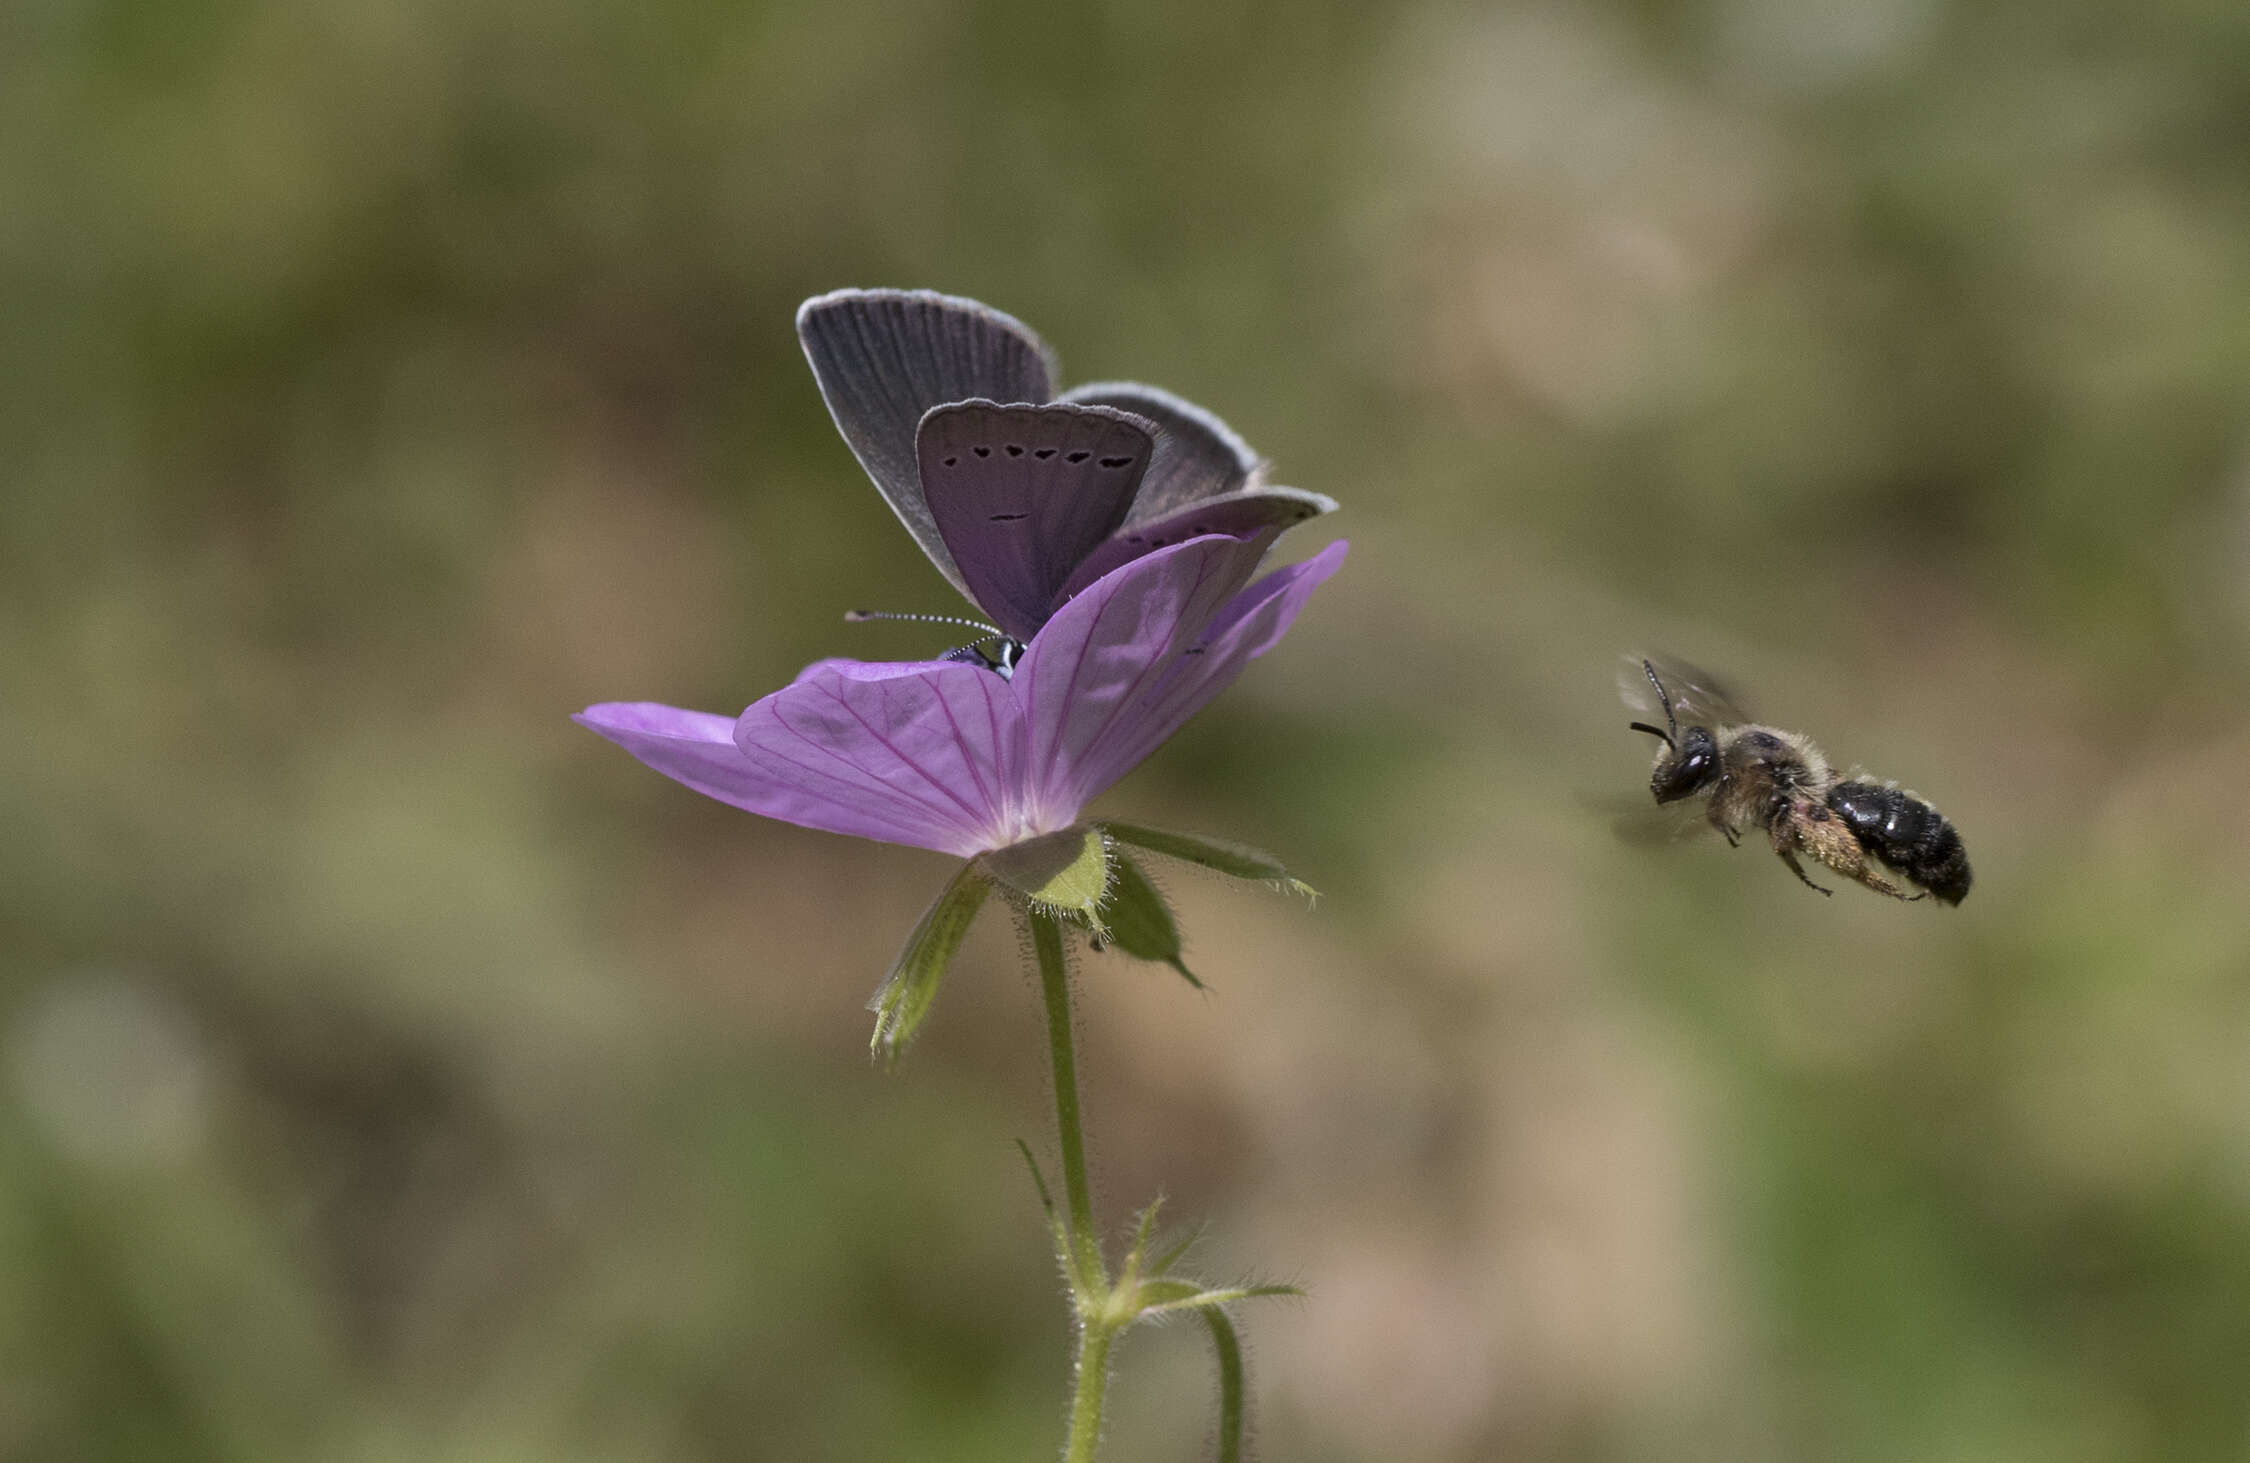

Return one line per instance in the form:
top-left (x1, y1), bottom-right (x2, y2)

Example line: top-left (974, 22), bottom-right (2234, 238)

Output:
top-left (1618, 653), bottom-right (1754, 729)
top-left (1579, 791), bottom-right (1723, 848)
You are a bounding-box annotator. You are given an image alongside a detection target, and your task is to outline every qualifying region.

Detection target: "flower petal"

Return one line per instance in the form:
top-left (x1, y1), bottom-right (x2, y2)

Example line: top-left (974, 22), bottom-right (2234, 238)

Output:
top-left (1021, 538), bottom-right (1347, 811)
top-left (796, 289), bottom-right (1056, 606)
top-left (1010, 535), bottom-right (1264, 812)
top-left (1198, 537), bottom-right (1349, 660)
top-left (731, 658), bottom-right (1030, 856)
top-left (576, 702), bottom-right (796, 814)
top-left (790, 656), bottom-right (967, 685)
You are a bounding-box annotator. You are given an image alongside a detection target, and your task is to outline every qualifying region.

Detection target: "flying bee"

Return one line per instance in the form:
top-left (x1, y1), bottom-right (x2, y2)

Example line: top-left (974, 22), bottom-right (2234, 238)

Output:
top-left (1621, 657), bottom-right (1972, 904)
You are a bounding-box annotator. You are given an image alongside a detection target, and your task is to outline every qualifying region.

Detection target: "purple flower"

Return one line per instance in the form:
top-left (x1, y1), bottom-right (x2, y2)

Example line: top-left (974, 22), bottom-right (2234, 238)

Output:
top-left (580, 289), bottom-right (1343, 1056)
top-left (577, 531), bottom-right (1345, 858)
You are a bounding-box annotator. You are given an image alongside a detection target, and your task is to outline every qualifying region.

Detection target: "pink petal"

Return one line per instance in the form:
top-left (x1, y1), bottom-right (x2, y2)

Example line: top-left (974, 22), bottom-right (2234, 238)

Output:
top-left (730, 659), bottom-right (1031, 856)
top-left (576, 702), bottom-right (802, 816)
top-left (1198, 537), bottom-right (1349, 661)
top-left (1013, 534), bottom-right (1341, 815)
top-left (1031, 538), bottom-right (1345, 811)
top-left (790, 656), bottom-right (969, 684)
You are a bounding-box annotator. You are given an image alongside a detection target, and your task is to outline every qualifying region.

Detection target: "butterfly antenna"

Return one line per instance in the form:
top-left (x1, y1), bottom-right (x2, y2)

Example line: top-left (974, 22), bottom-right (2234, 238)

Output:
top-left (844, 609), bottom-right (1005, 637)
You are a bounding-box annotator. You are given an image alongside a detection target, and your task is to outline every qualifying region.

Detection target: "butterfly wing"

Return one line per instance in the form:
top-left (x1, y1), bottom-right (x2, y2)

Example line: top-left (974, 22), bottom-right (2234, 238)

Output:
top-left (798, 289), bottom-right (1058, 602)
top-left (1051, 486), bottom-right (1338, 606)
top-left (917, 401), bottom-right (1155, 641)
top-left (1056, 381), bottom-right (1337, 602)
top-left (1059, 381), bottom-right (1263, 520)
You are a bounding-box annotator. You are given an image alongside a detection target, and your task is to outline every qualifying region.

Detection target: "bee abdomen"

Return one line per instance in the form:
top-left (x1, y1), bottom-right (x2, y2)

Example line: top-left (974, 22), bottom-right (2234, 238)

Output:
top-left (1826, 781), bottom-right (1972, 904)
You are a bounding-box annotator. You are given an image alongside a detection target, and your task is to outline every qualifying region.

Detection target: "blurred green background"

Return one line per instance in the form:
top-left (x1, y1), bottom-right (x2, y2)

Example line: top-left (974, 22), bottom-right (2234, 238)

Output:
top-left (7, 0), bottom-right (2250, 1459)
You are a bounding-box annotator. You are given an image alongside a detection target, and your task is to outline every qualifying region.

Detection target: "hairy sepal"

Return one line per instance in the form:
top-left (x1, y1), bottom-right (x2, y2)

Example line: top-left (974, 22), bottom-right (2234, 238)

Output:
top-left (1100, 852), bottom-right (1201, 987)
top-left (867, 863), bottom-right (990, 1063)
top-left (1101, 821), bottom-right (1316, 901)
top-left (980, 825), bottom-right (1113, 933)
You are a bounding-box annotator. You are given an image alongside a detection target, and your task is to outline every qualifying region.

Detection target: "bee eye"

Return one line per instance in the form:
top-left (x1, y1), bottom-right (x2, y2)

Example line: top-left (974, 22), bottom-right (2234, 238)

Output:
top-left (1649, 727), bottom-right (1722, 804)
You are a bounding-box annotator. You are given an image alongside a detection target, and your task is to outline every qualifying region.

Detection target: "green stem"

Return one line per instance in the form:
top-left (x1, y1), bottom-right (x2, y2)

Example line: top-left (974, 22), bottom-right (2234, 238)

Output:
top-left (1031, 908), bottom-right (1104, 1295)
top-left (1031, 908), bottom-right (1119, 1463)
top-left (1064, 1316), bottom-right (1117, 1463)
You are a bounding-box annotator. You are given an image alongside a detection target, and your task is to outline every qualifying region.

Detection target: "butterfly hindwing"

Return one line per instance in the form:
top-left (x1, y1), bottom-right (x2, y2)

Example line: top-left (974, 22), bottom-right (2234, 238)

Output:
top-left (917, 401), bottom-right (1155, 640)
top-left (798, 289), bottom-right (1058, 600)
top-left (1059, 381), bottom-right (1263, 521)
top-left (1053, 486), bottom-right (1338, 606)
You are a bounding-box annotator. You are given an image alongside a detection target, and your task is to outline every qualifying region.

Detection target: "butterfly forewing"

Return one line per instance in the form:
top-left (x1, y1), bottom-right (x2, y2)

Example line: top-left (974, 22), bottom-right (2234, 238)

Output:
top-left (917, 401), bottom-right (1154, 641)
top-left (798, 289), bottom-right (1058, 600)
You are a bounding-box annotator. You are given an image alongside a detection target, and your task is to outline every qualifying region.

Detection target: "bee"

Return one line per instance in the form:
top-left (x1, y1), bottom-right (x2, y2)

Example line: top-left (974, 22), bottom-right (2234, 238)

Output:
top-left (1622, 657), bottom-right (1971, 904)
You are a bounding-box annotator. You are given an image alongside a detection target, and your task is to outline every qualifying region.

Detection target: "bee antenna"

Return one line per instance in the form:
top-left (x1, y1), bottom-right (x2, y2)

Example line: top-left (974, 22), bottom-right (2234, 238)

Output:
top-left (1628, 720), bottom-right (1675, 749)
top-left (845, 609), bottom-right (1005, 637)
top-left (1640, 659), bottom-right (1679, 741)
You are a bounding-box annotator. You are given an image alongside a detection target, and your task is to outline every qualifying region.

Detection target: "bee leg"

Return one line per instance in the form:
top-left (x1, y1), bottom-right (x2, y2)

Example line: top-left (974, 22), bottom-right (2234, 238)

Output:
top-left (1847, 865), bottom-right (1921, 902)
top-left (1776, 848), bottom-right (1833, 896)
top-left (1798, 805), bottom-right (1922, 902)
top-left (1713, 772), bottom-right (1743, 846)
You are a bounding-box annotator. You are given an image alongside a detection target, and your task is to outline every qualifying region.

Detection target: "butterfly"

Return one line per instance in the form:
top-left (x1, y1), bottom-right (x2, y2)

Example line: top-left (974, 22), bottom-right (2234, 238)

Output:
top-left (797, 288), bottom-right (1337, 651)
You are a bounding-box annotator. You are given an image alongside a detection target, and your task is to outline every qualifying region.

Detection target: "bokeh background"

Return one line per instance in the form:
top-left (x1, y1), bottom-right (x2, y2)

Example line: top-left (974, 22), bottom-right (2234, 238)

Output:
top-left (8, 0), bottom-right (2250, 1458)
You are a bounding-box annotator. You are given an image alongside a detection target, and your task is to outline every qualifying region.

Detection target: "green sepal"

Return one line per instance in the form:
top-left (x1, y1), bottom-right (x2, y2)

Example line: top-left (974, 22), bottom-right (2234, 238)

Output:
top-left (867, 864), bottom-right (990, 1063)
top-left (980, 825), bottom-right (1112, 932)
top-left (1101, 821), bottom-right (1316, 900)
top-left (1098, 852), bottom-right (1201, 987)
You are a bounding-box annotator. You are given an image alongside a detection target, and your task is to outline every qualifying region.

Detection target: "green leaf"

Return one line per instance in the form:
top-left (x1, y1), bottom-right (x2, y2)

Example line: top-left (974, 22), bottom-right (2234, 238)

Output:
top-left (1014, 1139), bottom-right (1079, 1301)
top-left (980, 825), bottom-right (1113, 930)
top-left (1133, 1282), bottom-right (1303, 1321)
top-left (1102, 821), bottom-right (1316, 900)
top-left (1117, 1195), bottom-right (1166, 1295)
top-left (1132, 1279), bottom-right (1205, 1309)
top-left (1099, 852), bottom-right (1201, 987)
top-left (867, 864), bottom-right (990, 1062)
top-left (1149, 1221), bottom-right (1206, 1277)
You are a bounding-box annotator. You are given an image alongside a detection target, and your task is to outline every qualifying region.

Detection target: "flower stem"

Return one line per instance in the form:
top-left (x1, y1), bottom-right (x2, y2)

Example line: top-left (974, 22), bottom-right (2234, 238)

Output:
top-left (1031, 908), bottom-right (1104, 1295)
top-left (1064, 1315), bottom-right (1117, 1462)
top-left (1030, 907), bottom-right (1116, 1463)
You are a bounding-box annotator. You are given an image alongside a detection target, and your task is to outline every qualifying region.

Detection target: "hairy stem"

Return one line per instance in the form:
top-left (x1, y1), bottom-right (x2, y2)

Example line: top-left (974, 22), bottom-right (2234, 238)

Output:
top-left (1031, 908), bottom-right (1104, 1294)
top-left (1031, 908), bottom-right (1116, 1462)
top-left (1064, 1315), bottom-right (1117, 1463)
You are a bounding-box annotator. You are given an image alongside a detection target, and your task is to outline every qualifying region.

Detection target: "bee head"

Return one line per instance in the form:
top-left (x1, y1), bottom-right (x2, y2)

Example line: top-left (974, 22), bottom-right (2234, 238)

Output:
top-left (1627, 658), bottom-right (1719, 802)
top-left (1647, 725), bottom-right (1720, 803)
